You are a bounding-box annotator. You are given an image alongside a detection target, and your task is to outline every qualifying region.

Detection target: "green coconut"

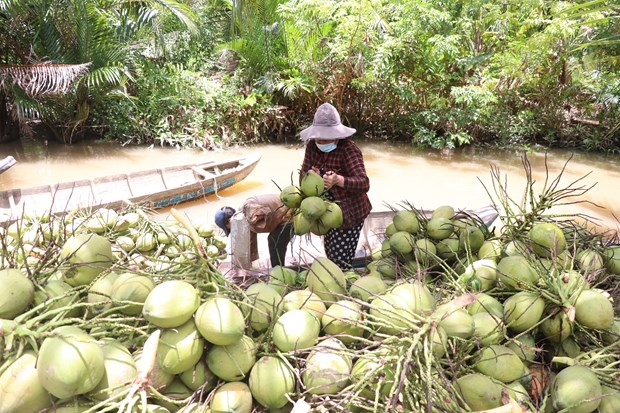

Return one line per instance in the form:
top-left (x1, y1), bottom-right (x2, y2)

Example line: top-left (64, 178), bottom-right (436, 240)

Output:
top-left (282, 289), bottom-right (327, 319)
top-left (279, 185), bottom-right (303, 208)
top-left (243, 282), bottom-right (283, 332)
top-left (307, 257), bottom-right (346, 304)
top-left (249, 356), bottom-right (296, 409)
top-left (300, 171), bottom-right (325, 197)
top-left (310, 219), bottom-right (331, 236)
top-left (157, 320), bottom-right (205, 375)
top-left (369, 292), bottom-right (416, 335)
top-left (601, 319), bottom-right (620, 346)
top-left (599, 386), bottom-right (620, 413)
top-left (34, 280), bottom-right (82, 318)
top-left (195, 296), bottom-right (246, 346)
top-left (390, 281), bottom-right (436, 315)
top-left (475, 345), bottom-right (526, 383)
top-left (268, 265), bottom-right (298, 294)
top-left (376, 256), bottom-right (397, 279)
top-left (206, 335), bottom-right (257, 382)
top-left (455, 373), bottom-right (503, 411)
top-left (61, 233), bottom-right (114, 286)
top-left (467, 292), bottom-right (504, 319)
top-left (393, 210), bottom-right (420, 234)
top-left (349, 274), bottom-right (388, 302)
top-left (503, 291), bottom-right (546, 333)
top-left (302, 338), bottom-right (352, 395)
top-left (434, 304), bottom-right (475, 339)
top-left (414, 238), bottom-right (436, 265)
top-left (300, 196), bottom-right (327, 221)
top-left (556, 337), bottom-right (581, 358)
top-left (506, 334), bottom-right (537, 362)
top-left (89, 339), bottom-right (138, 401)
top-left (459, 225), bottom-right (485, 253)
top-left (503, 239), bottom-right (528, 257)
top-left (0, 268), bottom-right (35, 319)
top-left (322, 202), bottom-right (344, 229)
top-left (551, 365), bottom-right (602, 413)
top-left (426, 217), bottom-right (454, 240)
top-left (574, 289), bottom-right (614, 330)
top-left (87, 271), bottom-right (120, 315)
top-left (431, 205), bottom-right (455, 220)
top-left (179, 360), bottom-right (216, 392)
top-left (540, 307), bottom-right (573, 343)
top-left (0, 351), bottom-right (53, 413)
top-left (210, 382), bottom-right (253, 413)
top-left (460, 259), bottom-right (498, 291)
top-left (497, 255), bottom-right (539, 290)
top-left (110, 273), bottom-right (155, 315)
top-left (472, 312), bottom-right (505, 345)
top-left (350, 347), bottom-right (396, 400)
top-left (478, 239), bottom-right (503, 261)
top-left (159, 378), bottom-right (193, 412)
top-left (577, 249), bottom-right (605, 274)
top-left (143, 280), bottom-right (200, 328)
top-left (321, 300), bottom-right (364, 344)
top-left (272, 309), bottom-right (321, 352)
top-left (529, 222), bottom-right (566, 258)
top-left (389, 231), bottom-right (414, 255)
top-left (604, 245), bottom-right (620, 275)
top-left (37, 326), bottom-right (105, 399)
top-left (293, 212), bottom-right (313, 235)
top-left (435, 237), bottom-right (460, 262)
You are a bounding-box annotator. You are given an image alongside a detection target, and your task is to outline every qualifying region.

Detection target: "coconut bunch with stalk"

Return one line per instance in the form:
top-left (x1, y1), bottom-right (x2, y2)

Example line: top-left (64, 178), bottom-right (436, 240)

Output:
top-left (0, 205), bottom-right (242, 413)
top-left (279, 170), bottom-right (344, 236)
top-left (360, 202), bottom-right (495, 286)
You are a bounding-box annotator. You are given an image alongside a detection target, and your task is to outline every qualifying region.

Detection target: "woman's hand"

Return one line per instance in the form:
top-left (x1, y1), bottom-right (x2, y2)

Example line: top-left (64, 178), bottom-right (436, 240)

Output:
top-left (323, 171), bottom-right (344, 189)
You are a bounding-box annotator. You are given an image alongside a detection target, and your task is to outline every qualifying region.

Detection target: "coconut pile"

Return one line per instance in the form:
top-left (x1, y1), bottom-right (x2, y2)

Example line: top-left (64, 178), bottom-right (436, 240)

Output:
top-left (0, 160), bottom-right (619, 413)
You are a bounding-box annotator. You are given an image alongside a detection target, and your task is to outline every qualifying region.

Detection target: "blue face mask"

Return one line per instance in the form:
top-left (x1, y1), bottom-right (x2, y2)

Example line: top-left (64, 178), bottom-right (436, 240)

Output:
top-left (315, 141), bottom-right (337, 153)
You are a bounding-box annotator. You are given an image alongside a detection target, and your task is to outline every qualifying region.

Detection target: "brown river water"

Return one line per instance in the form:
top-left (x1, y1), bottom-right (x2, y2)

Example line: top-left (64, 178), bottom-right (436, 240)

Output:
top-left (1, 138), bottom-right (619, 240)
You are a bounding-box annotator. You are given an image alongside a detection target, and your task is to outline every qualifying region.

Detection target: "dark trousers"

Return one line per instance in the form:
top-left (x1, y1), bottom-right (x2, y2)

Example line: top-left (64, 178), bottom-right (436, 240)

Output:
top-left (268, 223), bottom-right (294, 267)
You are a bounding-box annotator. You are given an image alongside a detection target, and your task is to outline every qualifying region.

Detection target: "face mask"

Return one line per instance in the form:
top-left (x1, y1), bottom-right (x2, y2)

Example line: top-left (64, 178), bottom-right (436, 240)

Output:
top-left (315, 141), bottom-right (337, 153)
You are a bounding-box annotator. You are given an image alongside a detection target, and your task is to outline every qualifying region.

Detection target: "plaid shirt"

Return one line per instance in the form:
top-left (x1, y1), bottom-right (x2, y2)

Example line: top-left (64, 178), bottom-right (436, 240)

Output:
top-left (302, 139), bottom-right (372, 229)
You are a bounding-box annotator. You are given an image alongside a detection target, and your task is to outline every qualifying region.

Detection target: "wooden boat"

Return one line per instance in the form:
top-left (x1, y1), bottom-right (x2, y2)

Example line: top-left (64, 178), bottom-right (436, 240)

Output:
top-left (0, 156), bottom-right (16, 174)
top-left (0, 152), bottom-right (261, 223)
top-left (228, 204), bottom-right (499, 270)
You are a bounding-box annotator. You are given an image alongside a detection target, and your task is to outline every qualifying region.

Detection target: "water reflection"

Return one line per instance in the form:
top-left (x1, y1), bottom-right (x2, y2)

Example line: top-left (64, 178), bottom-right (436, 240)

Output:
top-left (1, 137), bottom-right (618, 233)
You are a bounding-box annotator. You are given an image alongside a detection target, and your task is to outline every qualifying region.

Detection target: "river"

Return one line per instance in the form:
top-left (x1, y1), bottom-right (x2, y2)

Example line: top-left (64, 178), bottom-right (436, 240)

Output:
top-left (1, 137), bottom-right (619, 237)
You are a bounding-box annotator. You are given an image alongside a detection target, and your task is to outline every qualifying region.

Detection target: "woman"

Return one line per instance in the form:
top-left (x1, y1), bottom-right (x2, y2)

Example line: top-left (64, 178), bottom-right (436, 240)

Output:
top-left (299, 103), bottom-right (372, 269)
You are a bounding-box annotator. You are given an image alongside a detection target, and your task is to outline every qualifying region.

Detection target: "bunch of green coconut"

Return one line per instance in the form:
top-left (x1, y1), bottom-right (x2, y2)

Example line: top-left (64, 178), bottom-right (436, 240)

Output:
top-left (1, 198), bottom-right (620, 412)
top-left (0, 205), bottom-right (235, 412)
top-left (0, 206), bottom-right (228, 271)
top-left (279, 171), bottom-right (344, 236)
top-left (352, 203), bottom-right (620, 413)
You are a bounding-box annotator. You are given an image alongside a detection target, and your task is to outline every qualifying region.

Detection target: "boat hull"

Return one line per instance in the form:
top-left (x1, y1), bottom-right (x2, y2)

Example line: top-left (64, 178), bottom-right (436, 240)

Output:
top-left (0, 153), bottom-right (261, 223)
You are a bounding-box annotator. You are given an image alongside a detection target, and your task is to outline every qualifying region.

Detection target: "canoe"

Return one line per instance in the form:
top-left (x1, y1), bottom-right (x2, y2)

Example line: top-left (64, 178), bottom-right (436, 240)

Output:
top-left (228, 204), bottom-right (499, 270)
top-left (0, 156), bottom-right (16, 174)
top-left (0, 152), bottom-right (261, 223)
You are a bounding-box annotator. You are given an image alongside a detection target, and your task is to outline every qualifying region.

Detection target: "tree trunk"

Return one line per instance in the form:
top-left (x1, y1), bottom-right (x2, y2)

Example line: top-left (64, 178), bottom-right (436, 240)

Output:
top-left (0, 91), bottom-right (19, 142)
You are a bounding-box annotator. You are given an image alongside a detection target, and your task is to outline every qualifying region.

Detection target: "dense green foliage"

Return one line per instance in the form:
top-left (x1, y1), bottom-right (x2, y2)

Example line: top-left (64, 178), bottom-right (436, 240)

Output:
top-left (1, 0), bottom-right (618, 150)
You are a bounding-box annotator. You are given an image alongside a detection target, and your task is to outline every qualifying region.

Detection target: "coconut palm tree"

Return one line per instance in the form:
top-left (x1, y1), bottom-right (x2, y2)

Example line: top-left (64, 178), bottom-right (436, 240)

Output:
top-left (0, 0), bottom-right (196, 143)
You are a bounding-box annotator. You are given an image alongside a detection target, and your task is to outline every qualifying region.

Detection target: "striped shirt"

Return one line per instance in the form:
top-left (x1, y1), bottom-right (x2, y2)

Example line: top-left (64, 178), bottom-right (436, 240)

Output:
top-left (302, 139), bottom-right (372, 229)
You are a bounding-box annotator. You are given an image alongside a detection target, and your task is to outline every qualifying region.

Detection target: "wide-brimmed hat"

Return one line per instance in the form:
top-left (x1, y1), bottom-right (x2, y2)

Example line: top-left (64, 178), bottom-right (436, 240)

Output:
top-left (214, 206), bottom-right (235, 236)
top-left (299, 103), bottom-right (356, 141)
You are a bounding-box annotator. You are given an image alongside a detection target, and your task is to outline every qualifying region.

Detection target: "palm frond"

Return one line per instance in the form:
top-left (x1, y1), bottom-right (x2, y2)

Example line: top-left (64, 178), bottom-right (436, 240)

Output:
top-left (0, 63), bottom-right (91, 96)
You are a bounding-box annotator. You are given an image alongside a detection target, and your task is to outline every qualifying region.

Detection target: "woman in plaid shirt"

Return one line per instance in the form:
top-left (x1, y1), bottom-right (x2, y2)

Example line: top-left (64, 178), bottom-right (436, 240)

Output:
top-left (300, 103), bottom-right (372, 269)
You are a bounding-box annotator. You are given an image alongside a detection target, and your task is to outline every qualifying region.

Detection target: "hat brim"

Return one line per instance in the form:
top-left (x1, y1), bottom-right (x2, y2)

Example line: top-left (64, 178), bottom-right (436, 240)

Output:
top-left (300, 124), bottom-right (356, 141)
